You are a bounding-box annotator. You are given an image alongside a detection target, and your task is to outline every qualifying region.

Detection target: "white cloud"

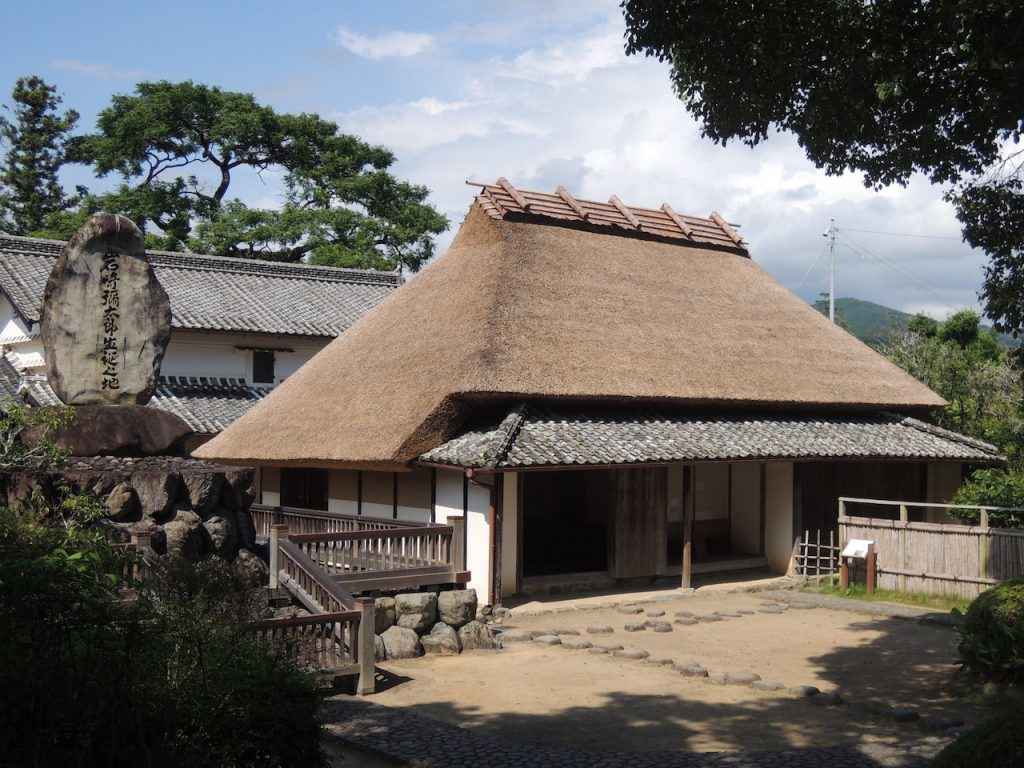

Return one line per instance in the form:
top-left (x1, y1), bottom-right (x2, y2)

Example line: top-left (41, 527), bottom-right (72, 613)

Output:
top-left (335, 26), bottom-right (432, 60)
top-left (51, 59), bottom-right (145, 80)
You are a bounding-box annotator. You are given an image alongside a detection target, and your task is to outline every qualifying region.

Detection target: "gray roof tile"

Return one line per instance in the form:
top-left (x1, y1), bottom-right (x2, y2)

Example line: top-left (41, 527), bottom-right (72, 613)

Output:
top-left (419, 404), bottom-right (1002, 468)
top-left (0, 235), bottom-right (401, 337)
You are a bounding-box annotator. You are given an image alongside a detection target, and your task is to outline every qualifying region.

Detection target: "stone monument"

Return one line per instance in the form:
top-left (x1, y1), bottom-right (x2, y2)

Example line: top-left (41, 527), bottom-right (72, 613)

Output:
top-left (41, 214), bottom-right (171, 405)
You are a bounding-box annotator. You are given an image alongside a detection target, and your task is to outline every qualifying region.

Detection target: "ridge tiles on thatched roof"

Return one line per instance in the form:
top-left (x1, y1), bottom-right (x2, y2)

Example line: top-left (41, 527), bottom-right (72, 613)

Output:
top-left (469, 177), bottom-right (747, 252)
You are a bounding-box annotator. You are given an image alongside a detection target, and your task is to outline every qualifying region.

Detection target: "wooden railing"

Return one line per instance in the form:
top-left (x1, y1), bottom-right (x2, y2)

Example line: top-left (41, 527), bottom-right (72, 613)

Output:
top-left (118, 530), bottom-right (160, 585)
top-left (251, 504), bottom-right (428, 540)
top-left (276, 536), bottom-right (354, 614)
top-left (838, 497), bottom-right (1024, 599)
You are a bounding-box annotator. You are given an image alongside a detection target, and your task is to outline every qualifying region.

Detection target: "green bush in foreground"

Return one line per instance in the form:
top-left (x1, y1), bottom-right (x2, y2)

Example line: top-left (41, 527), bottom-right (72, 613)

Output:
top-left (931, 706), bottom-right (1024, 767)
top-left (953, 578), bottom-right (1024, 685)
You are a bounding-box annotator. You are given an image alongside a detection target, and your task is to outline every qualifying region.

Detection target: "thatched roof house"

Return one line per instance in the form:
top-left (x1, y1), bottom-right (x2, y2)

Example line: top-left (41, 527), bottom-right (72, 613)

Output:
top-left (196, 179), bottom-right (997, 601)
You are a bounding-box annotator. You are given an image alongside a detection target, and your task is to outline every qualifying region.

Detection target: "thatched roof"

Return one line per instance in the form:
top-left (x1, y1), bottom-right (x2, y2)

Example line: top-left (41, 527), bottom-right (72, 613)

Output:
top-left (195, 182), bottom-right (946, 471)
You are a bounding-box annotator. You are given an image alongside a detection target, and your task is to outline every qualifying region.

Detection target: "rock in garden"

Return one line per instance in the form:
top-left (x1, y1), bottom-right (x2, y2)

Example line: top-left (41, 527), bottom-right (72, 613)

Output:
top-left (40, 214), bottom-right (171, 405)
top-left (374, 634), bottom-right (387, 662)
top-left (596, 642), bottom-right (624, 652)
top-left (699, 614), bottom-right (723, 622)
top-left (104, 481), bottom-right (137, 521)
top-left (203, 513), bottom-right (237, 556)
top-left (644, 656), bottom-right (674, 666)
top-left (495, 629), bottom-right (533, 642)
top-left (708, 675), bottom-right (727, 685)
top-left (674, 611), bottom-right (695, 618)
top-left (613, 649), bottom-right (649, 660)
top-left (232, 549), bottom-right (269, 587)
top-left (547, 628), bottom-right (580, 636)
top-left (437, 589), bottom-right (477, 629)
top-left (618, 606), bottom-right (643, 614)
top-left (724, 671), bottom-right (762, 686)
top-left (716, 610), bottom-right (742, 618)
top-left (487, 606), bottom-right (511, 624)
top-left (133, 472), bottom-right (181, 520)
top-left (737, 609), bottom-right (755, 615)
top-left (184, 472), bottom-right (223, 517)
top-left (587, 625), bottom-right (614, 634)
top-left (811, 692), bottom-right (845, 707)
top-left (788, 685), bottom-right (820, 699)
top-left (374, 597), bottom-right (397, 635)
top-left (759, 606), bottom-right (785, 615)
top-left (561, 639), bottom-right (593, 650)
top-left (624, 623), bottom-right (646, 632)
top-left (458, 620), bottom-right (499, 651)
top-left (395, 592), bottom-right (438, 634)
top-left (163, 509), bottom-right (203, 561)
top-left (420, 623), bottom-right (461, 655)
top-left (233, 507), bottom-right (256, 550)
top-left (588, 646), bottom-right (609, 654)
top-left (847, 698), bottom-right (888, 717)
top-left (675, 662), bottom-right (708, 678)
top-left (919, 716), bottom-right (964, 733)
top-left (645, 610), bottom-right (665, 617)
top-left (751, 680), bottom-right (786, 692)
top-left (533, 635), bottom-right (562, 645)
top-left (651, 622), bottom-right (673, 633)
top-left (675, 617), bottom-right (698, 626)
top-left (381, 626), bottom-right (421, 659)
top-left (884, 708), bottom-right (919, 723)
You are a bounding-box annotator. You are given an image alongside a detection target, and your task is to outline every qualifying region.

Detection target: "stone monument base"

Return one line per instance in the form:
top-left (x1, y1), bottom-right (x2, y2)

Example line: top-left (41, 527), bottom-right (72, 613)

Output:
top-left (28, 405), bottom-right (192, 457)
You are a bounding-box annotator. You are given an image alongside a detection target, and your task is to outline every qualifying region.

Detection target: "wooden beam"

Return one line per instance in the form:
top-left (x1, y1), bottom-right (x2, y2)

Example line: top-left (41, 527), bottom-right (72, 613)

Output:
top-left (497, 176), bottom-right (531, 211)
top-left (759, 464), bottom-right (767, 557)
top-left (682, 467), bottom-right (693, 588)
top-left (660, 202), bottom-right (694, 238)
top-left (556, 185), bottom-right (589, 220)
top-left (710, 211), bottom-right (744, 247)
top-left (609, 195), bottom-right (642, 229)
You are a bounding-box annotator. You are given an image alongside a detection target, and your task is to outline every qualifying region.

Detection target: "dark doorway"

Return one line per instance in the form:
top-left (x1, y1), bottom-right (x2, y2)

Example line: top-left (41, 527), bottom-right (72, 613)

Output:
top-left (522, 470), bottom-right (611, 576)
top-left (280, 468), bottom-right (328, 510)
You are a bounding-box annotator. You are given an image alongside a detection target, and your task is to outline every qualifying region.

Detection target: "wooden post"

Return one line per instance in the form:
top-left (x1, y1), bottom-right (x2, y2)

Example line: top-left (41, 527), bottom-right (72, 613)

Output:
top-left (839, 558), bottom-right (850, 590)
top-left (681, 467), bottom-right (694, 589)
top-left (269, 524), bottom-right (289, 589)
top-left (355, 597), bottom-right (376, 695)
top-left (838, 498), bottom-right (847, 548)
top-left (131, 528), bottom-right (151, 551)
top-left (898, 504), bottom-right (908, 592)
top-left (448, 516), bottom-right (466, 572)
top-left (865, 543), bottom-right (876, 595)
top-left (979, 508), bottom-right (990, 587)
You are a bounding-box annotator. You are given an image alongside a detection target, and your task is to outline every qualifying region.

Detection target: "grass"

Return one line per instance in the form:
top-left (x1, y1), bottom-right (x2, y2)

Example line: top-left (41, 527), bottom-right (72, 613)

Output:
top-left (816, 580), bottom-right (972, 613)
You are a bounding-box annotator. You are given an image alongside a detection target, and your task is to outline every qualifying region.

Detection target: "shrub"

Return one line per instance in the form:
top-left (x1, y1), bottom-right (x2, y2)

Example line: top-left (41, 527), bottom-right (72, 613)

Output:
top-left (950, 468), bottom-right (1024, 528)
top-left (931, 706), bottom-right (1024, 767)
top-left (953, 578), bottom-right (1024, 685)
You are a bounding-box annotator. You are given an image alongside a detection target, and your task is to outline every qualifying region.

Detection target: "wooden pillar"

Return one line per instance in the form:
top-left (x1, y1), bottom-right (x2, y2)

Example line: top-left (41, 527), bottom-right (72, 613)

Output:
top-left (898, 504), bottom-right (908, 592)
top-left (356, 471), bottom-right (363, 516)
top-left (490, 474), bottom-right (504, 605)
top-left (430, 468), bottom-right (437, 523)
top-left (979, 508), bottom-right (990, 587)
top-left (865, 543), bottom-right (876, 595)
top-left (269, 523), bottom-right (289, 589)
top-left (392, 472), bottom-right (398, 519)
top-left (355, 597), bottom-right (376, 695)
top-left (448, 516), bottom-right (466, 572)
top-left (682, 467), bottom-right (693, 589)
top-left (759, 463), bottom-right (767, 556)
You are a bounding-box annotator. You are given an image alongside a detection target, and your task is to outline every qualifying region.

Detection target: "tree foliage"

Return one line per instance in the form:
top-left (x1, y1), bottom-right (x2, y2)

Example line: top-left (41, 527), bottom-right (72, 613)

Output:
top-left (622, 1), bottom-right (1024, 332)
top-left (46, 80), bottom-right (448, 270)
top-left (0, 76), bottom-right (79, 234)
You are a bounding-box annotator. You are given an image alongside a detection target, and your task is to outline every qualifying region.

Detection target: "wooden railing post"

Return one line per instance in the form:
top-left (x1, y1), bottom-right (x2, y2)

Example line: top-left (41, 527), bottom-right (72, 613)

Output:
top-left (355, 597), bottom-right (376, 695)
top-left (979, 508), bottom-right (990, 588)
top-left (269, 524), bottom-right (289, 589)
top-left (131, 528), bottom-right (152, 551)
top-left (838, 498), bottom-right (847, 548)
top-left (898, 504), bottom-right (908, 592)
top-left (448, 516), bottom-right (466, 572)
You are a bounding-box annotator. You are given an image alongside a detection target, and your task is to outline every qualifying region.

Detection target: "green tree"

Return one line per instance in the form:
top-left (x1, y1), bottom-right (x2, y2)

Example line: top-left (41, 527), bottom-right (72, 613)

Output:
top-left (0, 76), bottom-right (79, 234)
top-left (53, 80), bottom-right (447, 269)
top-left (622, 1), bottom-right (1024, 332)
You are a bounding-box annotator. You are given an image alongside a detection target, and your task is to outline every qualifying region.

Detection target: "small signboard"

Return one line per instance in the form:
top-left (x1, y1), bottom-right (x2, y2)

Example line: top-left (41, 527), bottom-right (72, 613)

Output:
top-left (841, 538), bottom-right (874, 559)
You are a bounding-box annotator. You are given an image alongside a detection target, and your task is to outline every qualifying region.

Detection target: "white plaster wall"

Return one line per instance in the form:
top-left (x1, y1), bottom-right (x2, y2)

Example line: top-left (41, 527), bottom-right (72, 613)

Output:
top-left (0, 296), bottom-right (35, 345)
top-left (361, 471), bottom-right (394, 519)
top-left (327, 470), bottom-right (359, 516)
top-left (435, 469), bottom-right (491, 599)
top-left (765, 462), bottom-right (794, 573)
top-left (261, 466), bottom-right (281, 506)
top-left (501, 472), bottom-right (518, 598)
top-left (926, 462), bottom-right (965, 523)
top-left (160, 330), bottom-right (326, 384)
top-left (730, 463), bottom-right (761, 555)
top-left (694, 463), bottom-right (729, 520)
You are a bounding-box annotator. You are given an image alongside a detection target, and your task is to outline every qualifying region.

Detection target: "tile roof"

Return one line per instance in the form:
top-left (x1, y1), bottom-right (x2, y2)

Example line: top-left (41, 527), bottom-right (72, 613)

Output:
top-left (470, 178), bottom-right (747, 253)
top-left (418, 404), bottom-right (1002, 469)
top-left (21, 374), bottom-right (270, 435)
top-left (0, 354), bottom-right (25, 403)
top-left (0, 235), bottom-right (402, 337)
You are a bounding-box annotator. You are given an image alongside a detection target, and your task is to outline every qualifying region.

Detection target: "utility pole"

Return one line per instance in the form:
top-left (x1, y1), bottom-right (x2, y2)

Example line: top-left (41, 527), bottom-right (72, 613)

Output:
top-left (825, 219), bottom-right (837, 323)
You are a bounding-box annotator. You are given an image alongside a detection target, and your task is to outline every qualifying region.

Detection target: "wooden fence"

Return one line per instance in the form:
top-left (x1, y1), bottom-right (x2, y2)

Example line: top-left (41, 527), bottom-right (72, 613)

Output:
top-left (251, 504), bottom-right (426, 540)
top-left (839, 497), bottom-right (1024, 599)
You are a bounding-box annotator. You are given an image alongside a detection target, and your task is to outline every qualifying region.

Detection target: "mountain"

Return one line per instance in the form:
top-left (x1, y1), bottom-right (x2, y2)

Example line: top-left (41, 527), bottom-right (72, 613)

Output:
top-left (811, 298), bottom-right (1020, 348)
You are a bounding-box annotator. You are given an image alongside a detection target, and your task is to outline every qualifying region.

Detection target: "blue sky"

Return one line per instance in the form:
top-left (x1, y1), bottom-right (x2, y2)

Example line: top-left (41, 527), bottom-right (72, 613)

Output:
top-left (0, 0), bottom-right (989, 318)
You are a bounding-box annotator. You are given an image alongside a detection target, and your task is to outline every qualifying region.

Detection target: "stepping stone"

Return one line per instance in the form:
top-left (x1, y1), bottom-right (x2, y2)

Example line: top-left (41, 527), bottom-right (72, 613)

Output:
top-left (789, 603), bottom-right (816, 610)
top-left (884, 708), bottom-right (919, 723)
top-left (674, 611), bottom-right (695, 618)
top-left (675, 662), bottom-right (709, 678)
top-left (619, 606), bottom-right (643, 614)
top-left (919, 716), bottom-right (964, 733)
top-left (561, 639), bottom-right (593, 650)
top-left (848, 698), bottom-right (888, 717)
top-left (497, 629), bottom-right (533, 642)
top-left (596, 642), bottom-right (624, 652)
top-left (760, 601), bottom-right (785, 606)
top-left (724, 671), bottom-right (761, 686)
top-left (788, 685), bottom-right (820, 698)
top-left (737, 609), bottom-right (755, 615)
top-left (707, 674), bottom-right (727, 686)
top-left (613, 649), bottom-right (650, 660)
top-left (645, 610), bottom-right (666, 618)
top-left (644, 656), bottom-right (674, 666)
top-left (675, 617), bottom-right (698, 626)
top-left (810, 692), bottom-right (844, 707)
top-left (529, 630), bottom-right (551, 638)
top-left (533, 635), bottom-right (562, 645)
top-left (587, 646), bottom-right (610, 655)
top-left (751, 680), bottom-right (786, 692)
top-left (548, 628), bottom-right (580, 636)
top-left (625, 623), bottom-right (647, 632)
top-left (651, 622), bottom-right (673, 633)
top-left (699, 614), bottom-right (723, 622)
top-left (587, 625), bottom-right (614, 634)
top-left (759, 606), bottom-right (785, 614)
top-left (948, 725), bottom-right (975, 739)
top-left (716, 610), bottom-right (742, 618)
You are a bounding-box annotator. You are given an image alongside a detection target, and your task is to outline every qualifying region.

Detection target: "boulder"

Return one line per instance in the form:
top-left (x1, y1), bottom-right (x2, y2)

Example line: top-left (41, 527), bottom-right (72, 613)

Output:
top-left (203, 513), bottom-right (237, 557)
top-left (39, 214), bottom-right (171, 406)
top-left (132, 520), bottom-right (166, 554)
top-left (437, 589), bottom-right (477, 629)
top-left (380, 626), bottom-right (421, 660)
top-left (458, 621), bottom-right (499, 650)
top-left (133, 472), bottom-right (181, 520)
top-left (30, 406), bottom-right (191, 457)
top-left (420, 623), bottom-right (461, 655)
top-left (395, 592), bottom-right (437, 634)
top-left (104, 481), bottom-right (137, 521)
top-left (184, 473), bottom-right (223, 517)
top-left (163, 509), bottom-right (203, 561)
top-left (374, 634), bottom-right (387, 662)
top-left (374, 597), bottom-right (397, 635)
top-left (232, 549), bottom-right (269, 587)
top-left (234, 508), bottom-right (256, 550)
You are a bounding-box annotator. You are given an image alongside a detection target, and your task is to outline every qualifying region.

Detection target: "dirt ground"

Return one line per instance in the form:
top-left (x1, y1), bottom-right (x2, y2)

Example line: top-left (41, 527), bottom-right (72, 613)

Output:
top-left (367, 591), bottom-right (992, 754)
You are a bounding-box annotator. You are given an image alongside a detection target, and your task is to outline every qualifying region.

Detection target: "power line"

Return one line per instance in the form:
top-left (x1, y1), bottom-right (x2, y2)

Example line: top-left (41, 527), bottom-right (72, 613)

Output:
top-left (840, 226), bottom-right (964, 242)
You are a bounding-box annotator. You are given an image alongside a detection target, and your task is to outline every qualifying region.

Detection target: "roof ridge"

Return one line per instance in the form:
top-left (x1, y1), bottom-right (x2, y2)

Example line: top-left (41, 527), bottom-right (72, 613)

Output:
top-left (482, 403), bottom-right (528, 467)
top-left (898, 414), bottom-right (1002, 455)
